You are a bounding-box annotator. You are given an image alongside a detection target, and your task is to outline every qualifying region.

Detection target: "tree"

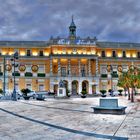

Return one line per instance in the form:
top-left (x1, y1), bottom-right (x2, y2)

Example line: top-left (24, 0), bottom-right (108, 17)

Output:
top-left (117, 66), bottom-right (140, 102)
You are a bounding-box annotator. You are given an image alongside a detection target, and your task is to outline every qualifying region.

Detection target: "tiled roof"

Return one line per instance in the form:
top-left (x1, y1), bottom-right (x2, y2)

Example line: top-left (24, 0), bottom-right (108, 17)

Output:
top-left (0, 41), bottom-right (49, 46)
top-left (96, 41), bottom-right (140, 49)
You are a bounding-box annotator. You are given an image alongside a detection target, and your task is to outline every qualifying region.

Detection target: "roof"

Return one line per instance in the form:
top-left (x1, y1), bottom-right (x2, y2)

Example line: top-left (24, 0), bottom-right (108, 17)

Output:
top-left (96, 41), bottom-right (140, 49)
top-left (0, 41), bottom-right (49, 47)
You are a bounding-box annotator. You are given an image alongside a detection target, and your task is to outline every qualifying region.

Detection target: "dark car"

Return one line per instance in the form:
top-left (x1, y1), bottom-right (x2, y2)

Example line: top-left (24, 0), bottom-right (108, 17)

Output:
top-left (35, 91), bottom-right (48, 100)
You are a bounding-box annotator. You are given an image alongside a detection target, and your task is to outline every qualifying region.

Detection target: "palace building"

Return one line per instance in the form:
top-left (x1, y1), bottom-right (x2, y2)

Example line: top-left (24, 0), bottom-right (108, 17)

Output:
top-left (0, 17), bottom-right (140, 94)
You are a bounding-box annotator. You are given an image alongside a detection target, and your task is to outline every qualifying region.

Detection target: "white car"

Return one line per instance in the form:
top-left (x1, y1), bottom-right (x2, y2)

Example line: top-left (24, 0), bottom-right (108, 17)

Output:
top-left (27, 91), bottom-right (36, 99)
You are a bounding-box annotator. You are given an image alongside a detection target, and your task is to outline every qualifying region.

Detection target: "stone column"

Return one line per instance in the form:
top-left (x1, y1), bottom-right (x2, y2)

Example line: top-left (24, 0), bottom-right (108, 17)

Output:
top-left (50, 59), bottom-right (52, 76)
top-left (78, 81), bottom-right (82, 94)
top-left (78, 59), bottom-right (81, 76)
top-left (96, 58), bottom-right (99, 75)
top-left (89, 83), bottom-right (92, 94)
top-left (88, 59), bottom-right (91, 76)
top-left (58, 59), bottom-right (61, 76)
top-left (68, 81), bottom-right (72, 94)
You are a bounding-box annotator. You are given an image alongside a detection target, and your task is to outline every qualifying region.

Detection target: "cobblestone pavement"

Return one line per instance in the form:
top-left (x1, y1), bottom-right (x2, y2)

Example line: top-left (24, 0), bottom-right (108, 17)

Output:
top-left (0, 96), bottom-right (139, 140)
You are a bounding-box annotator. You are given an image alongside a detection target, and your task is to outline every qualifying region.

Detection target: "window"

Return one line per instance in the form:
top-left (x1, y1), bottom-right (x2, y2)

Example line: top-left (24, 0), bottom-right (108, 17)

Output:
top-left (27, 50), bottom-right (31, 56)
top-left (26, 84), bottom-right (32, 90)
top-left (112, 51), bottom-right (116, 57)
top-left (39, 50), bottom-right (44, 56)
top-left (123, 51), bottom-right (126, 58)
top-left (101, 51), bottom-right (105, 57)
top-left (39, 84), bottom-right (44, 91)
top-left (137, 52), bottom-right (140, 58)
top-left (61, 67), bottom-right (67, 76)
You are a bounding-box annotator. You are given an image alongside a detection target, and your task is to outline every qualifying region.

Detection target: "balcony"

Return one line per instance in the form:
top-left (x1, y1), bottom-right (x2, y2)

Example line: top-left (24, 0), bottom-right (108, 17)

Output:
top-left (37, 73), bottom-right (45, 77)
top-left (12, 72), bottom-right (20, 76)
top-left (25, 72), bottom-right (33, 77)
top-left (101, 74), bottom-right (108, 78)
top-left (111, 73), bottom-right (118, 78)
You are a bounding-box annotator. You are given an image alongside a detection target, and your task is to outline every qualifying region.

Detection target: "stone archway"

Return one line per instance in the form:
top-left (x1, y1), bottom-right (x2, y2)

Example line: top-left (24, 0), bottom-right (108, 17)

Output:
top-left (82, 80), bottom-right (89, 93)
top-left (71, 80), bottom-right (78, 95)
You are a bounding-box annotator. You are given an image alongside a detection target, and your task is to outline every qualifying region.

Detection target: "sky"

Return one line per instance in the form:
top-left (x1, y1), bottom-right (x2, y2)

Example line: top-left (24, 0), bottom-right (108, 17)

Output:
top-left (0, 0), bottom-right (140, 42)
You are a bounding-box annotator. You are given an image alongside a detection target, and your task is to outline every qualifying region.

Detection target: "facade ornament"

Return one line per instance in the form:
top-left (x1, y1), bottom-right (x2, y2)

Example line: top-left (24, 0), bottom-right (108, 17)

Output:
top-left (5, 64), bottom-right (12, 71)
top-left (31, 65), bottom-right (39, 72)
top-left (19, 65), bottom-right (26, 72)
top-left (118, 65), bottom-right (123, 72)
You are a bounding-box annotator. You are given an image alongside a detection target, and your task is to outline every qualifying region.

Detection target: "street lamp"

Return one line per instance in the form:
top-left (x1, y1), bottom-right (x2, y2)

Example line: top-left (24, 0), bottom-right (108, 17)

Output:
top-left (11, 52), bottom-right (19, 101)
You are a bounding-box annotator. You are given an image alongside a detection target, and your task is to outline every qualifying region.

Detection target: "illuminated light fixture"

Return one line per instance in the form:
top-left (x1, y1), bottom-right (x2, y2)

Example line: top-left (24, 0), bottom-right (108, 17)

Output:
top-left (87, 52), bottom-right (91, 55)
top-left (20, 52), bottom-right (26, 56)
top-left (118, 53), bottom-right (122, 57)
top-left (132, 53), bottom-right (136, 58)
top-left (2, 51), bottom-right (6, 55)
top-left (44, 52), bottom-right (49, 56)
top-left (106, 52), bottom-right (111, 57)
top-left (53, 59), bottom-right (58, 63)
top-left (126, 53), bottom-right (130, 58)
top-left (67, 51), bottom-right (72, 54)
top-left (77, 51), bottom-right (82, 54)
top-left (97, 52), bottom-right (101, 57)
top-left (32, 52), bottom-right (38, 56)
top-left (9, 52), bottom-right (14, 55)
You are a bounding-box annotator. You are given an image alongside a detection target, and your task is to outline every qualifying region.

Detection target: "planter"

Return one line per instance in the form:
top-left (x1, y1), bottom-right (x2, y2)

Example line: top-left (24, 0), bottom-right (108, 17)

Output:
top-left (37, 73), bottom-right (45, 77)
top-left (23, 96), bottom-right (30, 100)
top-left (101, 94), bottom-right (106, 97)
top-left (25, 72), bottom-right (33, 77)
top-left (81, 94), bottom-right (87, 98)
top-left (118, 93), bottom-right (123, 96)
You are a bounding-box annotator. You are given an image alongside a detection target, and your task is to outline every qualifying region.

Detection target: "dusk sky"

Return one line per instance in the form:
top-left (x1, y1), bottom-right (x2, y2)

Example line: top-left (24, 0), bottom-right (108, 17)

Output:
top-left (0, 0), bottom-right (140, 42)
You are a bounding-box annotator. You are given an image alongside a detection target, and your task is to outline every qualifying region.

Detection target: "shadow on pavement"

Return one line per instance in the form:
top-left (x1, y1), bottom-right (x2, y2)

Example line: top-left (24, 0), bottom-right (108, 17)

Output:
top-left (0, 107), bottom-right (128, 140)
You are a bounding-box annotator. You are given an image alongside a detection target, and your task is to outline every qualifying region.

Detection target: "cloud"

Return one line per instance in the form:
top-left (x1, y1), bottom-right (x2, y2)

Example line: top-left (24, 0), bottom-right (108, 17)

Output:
top-left (0, 0), bottom-right (140, 42)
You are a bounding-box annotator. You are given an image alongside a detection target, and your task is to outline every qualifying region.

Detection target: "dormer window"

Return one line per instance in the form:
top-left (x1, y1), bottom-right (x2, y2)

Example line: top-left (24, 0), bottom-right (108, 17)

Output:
top-left (39, 50), bottom-right (44, 56)
top-left (137, 52), bottom-right (140, 58)
top-left (112, 51), bottom-right (116, 57)
top-left (123, 51), bottom-right (126, 58)
top-left (101, 51), bottom-right (105, 57)
top-left (27, 50), bottom-right (31, 56)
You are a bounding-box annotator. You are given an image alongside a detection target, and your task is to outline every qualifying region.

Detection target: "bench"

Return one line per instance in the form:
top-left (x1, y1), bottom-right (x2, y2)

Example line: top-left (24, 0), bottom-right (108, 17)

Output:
top-left (91, 98), bottom-right (127, 115)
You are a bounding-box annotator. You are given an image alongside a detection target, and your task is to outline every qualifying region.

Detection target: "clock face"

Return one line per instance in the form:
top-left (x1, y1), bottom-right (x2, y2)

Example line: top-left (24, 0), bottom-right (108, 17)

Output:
top-left (31, 65), bottom-right (39, 72)
top-left (118, 65), bottom-right (123, 72)
top-left (19, 65), bottom-right (26, 72)
top-left (5, 64), bottom-right (12, 71)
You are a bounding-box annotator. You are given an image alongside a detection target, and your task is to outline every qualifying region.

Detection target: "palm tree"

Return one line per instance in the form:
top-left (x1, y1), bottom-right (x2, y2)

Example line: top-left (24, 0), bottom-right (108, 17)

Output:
top-left (117, 72), bottom-right (131, 100)
top-left (118, 67), bottom-right (140, 102)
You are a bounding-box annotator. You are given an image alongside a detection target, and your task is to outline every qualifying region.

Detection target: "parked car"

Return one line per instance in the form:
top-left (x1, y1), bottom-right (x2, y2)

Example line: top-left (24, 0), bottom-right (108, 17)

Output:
top-left (0, 94), bottom-right (3, 99)
top-left (113, 91), bottom-right (119, 96)
top-left (35, 91), bottom-right (48, 100)
top-left (27, 91), bottom-right (36, 99)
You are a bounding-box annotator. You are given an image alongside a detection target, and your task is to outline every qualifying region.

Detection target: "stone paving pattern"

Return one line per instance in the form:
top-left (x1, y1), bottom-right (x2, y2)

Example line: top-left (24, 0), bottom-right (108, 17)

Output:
top-left (0, 96), bottom-right (140, 140)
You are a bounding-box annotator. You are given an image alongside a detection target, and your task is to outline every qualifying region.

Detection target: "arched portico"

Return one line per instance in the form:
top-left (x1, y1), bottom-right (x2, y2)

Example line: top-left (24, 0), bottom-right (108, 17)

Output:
top-left (82, 80), bottom-right (89, 93)
top-left (71, 80), bottom-right (78, 95)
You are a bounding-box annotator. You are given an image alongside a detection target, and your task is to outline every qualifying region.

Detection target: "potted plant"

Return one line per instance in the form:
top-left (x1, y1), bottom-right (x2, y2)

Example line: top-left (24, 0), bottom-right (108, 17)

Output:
top-left (81, 90), bottom-right (87, 98)
top-left (100, 90), bottom-right (107, 97)
top-left (66, 89), bottom-right (71, 97)
top-left (0, 89), bottom-right (3, 99)
top-left (21, 88), bottom-right (31, 100)
top-left (118, 89), bottom-right (123, 96)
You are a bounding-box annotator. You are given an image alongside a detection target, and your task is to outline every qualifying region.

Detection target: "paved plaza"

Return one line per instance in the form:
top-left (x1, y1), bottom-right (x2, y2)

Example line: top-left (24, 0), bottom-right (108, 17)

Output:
top-left (0, 96), bottom-right (140, 140)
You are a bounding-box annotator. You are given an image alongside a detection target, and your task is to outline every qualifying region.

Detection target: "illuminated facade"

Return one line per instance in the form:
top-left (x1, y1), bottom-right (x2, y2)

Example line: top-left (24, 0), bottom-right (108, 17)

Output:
top-left (0, 18), bottom-right (140, 94)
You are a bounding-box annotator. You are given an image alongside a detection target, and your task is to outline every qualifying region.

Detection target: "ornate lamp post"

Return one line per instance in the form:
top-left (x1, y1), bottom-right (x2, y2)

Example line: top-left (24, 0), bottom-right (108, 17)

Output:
top-left (11, 52), bottom-right (19, 101)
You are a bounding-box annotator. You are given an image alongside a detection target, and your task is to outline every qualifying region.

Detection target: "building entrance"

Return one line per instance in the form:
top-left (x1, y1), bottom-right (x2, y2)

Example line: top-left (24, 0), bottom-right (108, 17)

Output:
top-left (72, 80), bottom-right (78, 95)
